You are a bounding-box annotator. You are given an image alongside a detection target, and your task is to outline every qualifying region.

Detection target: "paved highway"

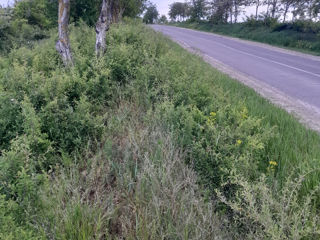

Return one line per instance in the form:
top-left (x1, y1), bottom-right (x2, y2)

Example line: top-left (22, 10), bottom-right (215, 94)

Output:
top-left (151, 25), bottom-right (320, 129)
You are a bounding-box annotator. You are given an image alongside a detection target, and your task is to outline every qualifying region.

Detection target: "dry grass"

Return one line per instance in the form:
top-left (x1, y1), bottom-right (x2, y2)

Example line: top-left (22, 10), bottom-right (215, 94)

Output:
top-left (38, 103), bottom-right (233, 239)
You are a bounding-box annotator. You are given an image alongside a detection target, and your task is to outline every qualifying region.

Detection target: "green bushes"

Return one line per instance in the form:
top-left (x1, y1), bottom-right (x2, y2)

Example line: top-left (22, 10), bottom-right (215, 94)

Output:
top-left (0, 20), bottom-right (319, 238)
top-left (0, 20), bottom-right (47, 54)
top-left (157, 103), bottom-right (275, 190)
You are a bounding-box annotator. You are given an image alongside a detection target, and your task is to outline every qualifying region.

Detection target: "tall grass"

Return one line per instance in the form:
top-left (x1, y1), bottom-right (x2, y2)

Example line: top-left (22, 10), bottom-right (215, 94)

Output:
top-left (38, 103), bottom-right (232, 239)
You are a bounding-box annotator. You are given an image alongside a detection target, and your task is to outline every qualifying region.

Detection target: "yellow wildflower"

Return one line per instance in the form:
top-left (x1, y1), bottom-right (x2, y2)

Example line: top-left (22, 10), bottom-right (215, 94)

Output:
top-left (236, 140), bottom-right (242, 145)
top-left (240, 107), bottom-right (248, 120)
top-left (210, 112), bottom-right (217, 118)
top-left (269, 161), bottom-right (278, 166)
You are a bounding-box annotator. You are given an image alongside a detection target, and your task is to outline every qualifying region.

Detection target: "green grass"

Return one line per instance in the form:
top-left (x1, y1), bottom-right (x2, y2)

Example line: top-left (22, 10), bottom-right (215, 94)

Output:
top-left (173, 21), bottom-right (320, 56)
top-left (0, 20), bottom-right (319, 239)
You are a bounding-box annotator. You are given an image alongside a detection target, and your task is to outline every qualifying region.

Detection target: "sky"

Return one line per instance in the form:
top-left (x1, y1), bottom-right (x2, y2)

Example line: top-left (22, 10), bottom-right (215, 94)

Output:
top-left (0, 0), bottom-right (12, 7)
top-left (153, 0), bottom-right (176, 17)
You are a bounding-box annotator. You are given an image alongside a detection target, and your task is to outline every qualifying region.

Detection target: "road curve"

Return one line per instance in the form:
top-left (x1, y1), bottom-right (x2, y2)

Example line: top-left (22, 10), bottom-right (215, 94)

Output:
top-left (151, 25), bottom-right (320, 131)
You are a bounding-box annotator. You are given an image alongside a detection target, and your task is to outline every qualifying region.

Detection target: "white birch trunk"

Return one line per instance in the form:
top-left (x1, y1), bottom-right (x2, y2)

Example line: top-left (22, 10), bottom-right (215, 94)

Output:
top-left (95, 0), bottom-right (112, 57)
top-left (56, 0), bottom-right (73, 66)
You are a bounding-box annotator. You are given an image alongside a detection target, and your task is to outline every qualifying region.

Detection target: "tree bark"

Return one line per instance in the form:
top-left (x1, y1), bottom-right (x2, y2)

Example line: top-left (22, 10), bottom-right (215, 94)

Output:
top-left (271, 0), bottom-right (278, 18)
top-left (283, 3), bottom-right (289, 22)
top-left (56, 0), bottom-right (73, 66)
top-left (95, 0), bottom-right (112, 57)
top-left (234, 3), bottom-right (239, 23)
top-left (255, 0), bottom-right (260, 19)
top-left (266, 0), bottom-right (270, 17)
top-left (111, 2), bottom-right (125, 23)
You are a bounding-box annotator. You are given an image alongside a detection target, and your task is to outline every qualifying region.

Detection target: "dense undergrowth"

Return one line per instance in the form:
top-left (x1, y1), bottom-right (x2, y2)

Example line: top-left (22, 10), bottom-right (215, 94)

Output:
top-left (0, 20), bottom-right (320, 239)
top-left (173, 20), bottom-right (320, 55)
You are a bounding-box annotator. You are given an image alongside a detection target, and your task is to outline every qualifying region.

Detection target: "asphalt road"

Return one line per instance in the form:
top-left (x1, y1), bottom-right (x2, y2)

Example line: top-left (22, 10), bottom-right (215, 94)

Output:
top-left (151, 25), bottom-right (320, 112)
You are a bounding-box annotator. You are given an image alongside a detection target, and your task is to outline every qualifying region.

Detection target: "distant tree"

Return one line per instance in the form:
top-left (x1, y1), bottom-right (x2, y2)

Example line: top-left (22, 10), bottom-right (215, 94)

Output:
top-left (270, 0), bottom-right (280, 18)
top-left (208, 0), bottom-right (230, 23)
top-left (312, 0), bottom-right (320, 19)
top-left (233, 0), bottom-right (247, 23)
top-left (169, 2), bottom-right (188, 21)
top-left (143, 3), bottom-right (159, 24)
top-left (159, 14), bottom-right (168, 24)
top-left (122, 0), bottom-right (148, 18)
top-left (189, 0), bottom-right (207, 21)
top-left (251, 0), bottom-right (262, 19)
top-left (281, 0), bottom-right (296, 22)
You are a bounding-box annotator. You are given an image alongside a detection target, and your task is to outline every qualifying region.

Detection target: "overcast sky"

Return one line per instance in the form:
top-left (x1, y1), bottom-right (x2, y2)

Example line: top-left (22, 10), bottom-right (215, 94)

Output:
top-left (0, 0), bottom-right (12, 7)
top-left (153, 0), bottom-right (177, 17)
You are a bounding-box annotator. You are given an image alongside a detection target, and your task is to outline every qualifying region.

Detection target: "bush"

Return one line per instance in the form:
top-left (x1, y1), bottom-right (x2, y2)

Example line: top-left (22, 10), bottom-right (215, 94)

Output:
top-left (218, 172), bottom-right (320, 239)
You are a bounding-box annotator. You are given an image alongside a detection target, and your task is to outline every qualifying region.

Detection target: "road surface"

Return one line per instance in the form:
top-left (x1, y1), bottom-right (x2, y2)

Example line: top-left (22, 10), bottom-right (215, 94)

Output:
top-left (151, 25), bottom-right (320, 132)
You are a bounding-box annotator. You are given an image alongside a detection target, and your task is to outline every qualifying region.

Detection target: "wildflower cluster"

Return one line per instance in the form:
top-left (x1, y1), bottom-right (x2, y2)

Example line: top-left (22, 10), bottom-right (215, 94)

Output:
top-left (267, 160), bottom-right (278, 174)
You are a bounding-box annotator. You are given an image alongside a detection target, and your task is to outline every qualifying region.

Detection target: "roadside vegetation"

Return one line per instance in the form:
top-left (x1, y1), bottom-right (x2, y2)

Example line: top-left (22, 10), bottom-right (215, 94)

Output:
top-left (168, 1), bottom-right (320, 55)
top-left (0, 1), bottom-right (320, 239)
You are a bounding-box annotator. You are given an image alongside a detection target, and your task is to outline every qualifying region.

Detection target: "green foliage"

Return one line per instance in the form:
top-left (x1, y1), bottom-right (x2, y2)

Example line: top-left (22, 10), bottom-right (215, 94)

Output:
top-left (189, 0), bottom-right (207, 22)
top-left (169, 2), bottom-right (188, 21)
top-left (70, 0), bottom-right (100, 26)
top-left (218, 173), bottom-right (320, 239)
top-left (0, 18), bottom-right (319, 239)
top-left (0, 195), bottom-right (43, 240)
top-left (0, 93), bottom-right (24, 150)
top-left (13, 0), bottom-right (55, 29)
top-left (143, 3), bottom-right (159, 24)
top-left (157, 103), bottom-right (275, 190)
top-left (159, 15), bottom-right (168, 24)
top-left (0, 7), bottom-right (48, 53)
top-left (122, 0), bottom-right (148, 18)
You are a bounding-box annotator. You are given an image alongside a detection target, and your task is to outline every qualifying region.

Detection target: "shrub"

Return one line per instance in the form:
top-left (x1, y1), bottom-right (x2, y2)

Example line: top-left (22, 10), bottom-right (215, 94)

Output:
top-left (218, 172), bottom-right (320, 239)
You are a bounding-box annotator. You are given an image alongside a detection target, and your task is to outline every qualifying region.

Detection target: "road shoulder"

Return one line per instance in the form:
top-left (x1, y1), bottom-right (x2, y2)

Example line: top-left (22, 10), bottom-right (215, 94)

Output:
top-left (166, 35), bottom-right (320, 133)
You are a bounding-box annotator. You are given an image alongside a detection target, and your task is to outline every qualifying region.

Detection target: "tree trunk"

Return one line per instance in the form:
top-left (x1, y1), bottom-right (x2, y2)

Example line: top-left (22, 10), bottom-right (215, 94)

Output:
top-left (96, 0), bottom-right (112, 57)
top-left (283, 3), bottom-right (289, 22)
top-left (255, 0), bottom-right (260, 19)
top-left (56, 0), bottom-right (73, 66)
top-left (266, 0), bottom-right (270, 17)
top-left (271, 0), bottom-right (277, 18)
top-left (112, 4), bottom-right (125, 23)
top-left (234, 4), bottom-right (238, 23)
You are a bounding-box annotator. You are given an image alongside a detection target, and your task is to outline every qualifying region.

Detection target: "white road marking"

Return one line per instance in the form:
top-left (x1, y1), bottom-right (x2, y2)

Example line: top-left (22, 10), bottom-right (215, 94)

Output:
top-left (212, 40), bottom-right (320, 78)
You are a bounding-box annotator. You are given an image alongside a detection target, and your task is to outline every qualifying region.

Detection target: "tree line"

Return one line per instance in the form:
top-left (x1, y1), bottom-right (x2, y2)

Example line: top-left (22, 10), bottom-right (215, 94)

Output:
top-left (169, 0), bottom-right (320, 23)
